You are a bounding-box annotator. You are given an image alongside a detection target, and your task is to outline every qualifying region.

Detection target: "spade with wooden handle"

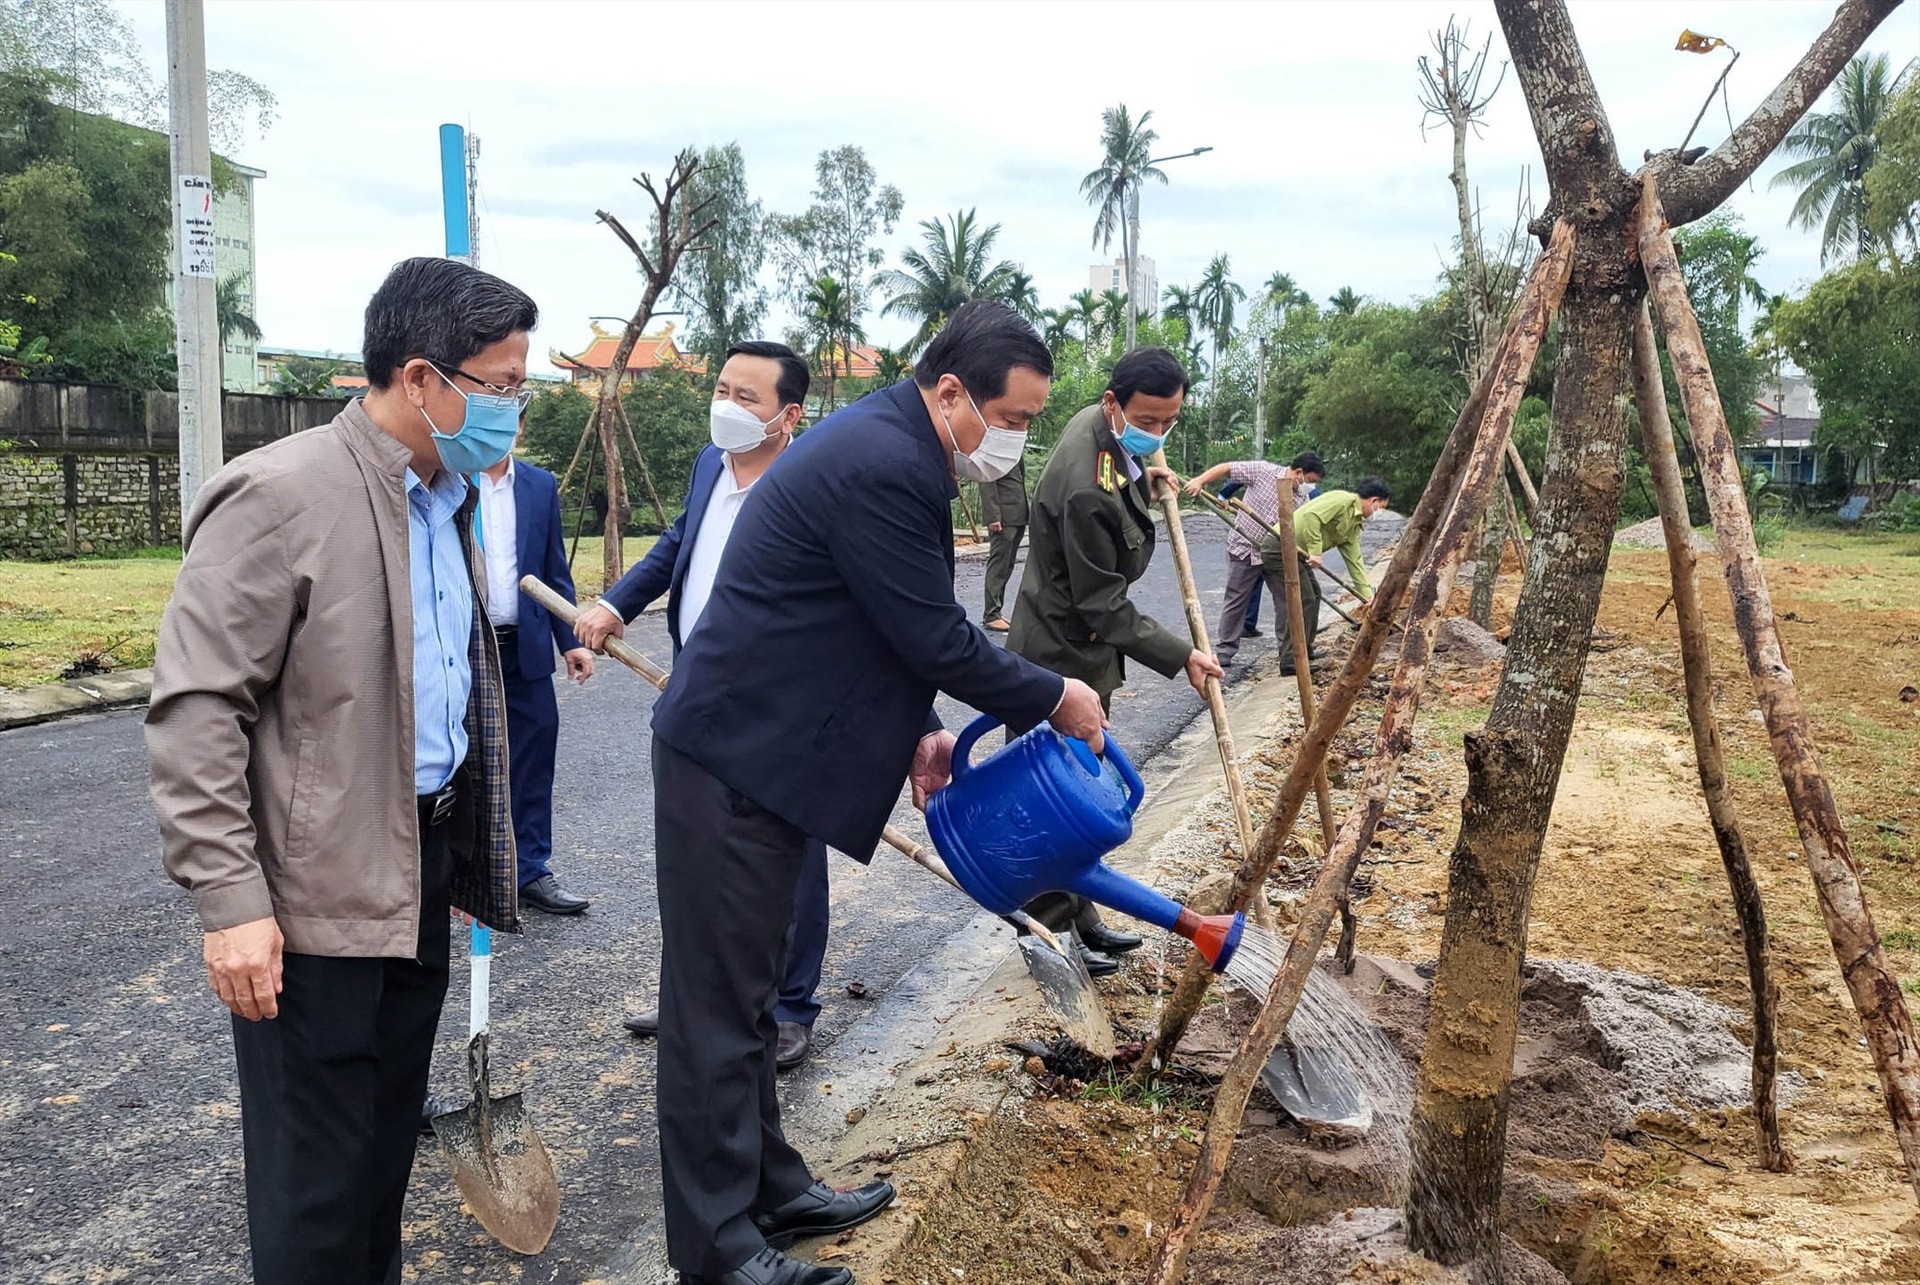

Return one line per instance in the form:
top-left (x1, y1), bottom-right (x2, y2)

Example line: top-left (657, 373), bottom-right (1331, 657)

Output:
top-left (519, 577), bottom-right (1115, 1056)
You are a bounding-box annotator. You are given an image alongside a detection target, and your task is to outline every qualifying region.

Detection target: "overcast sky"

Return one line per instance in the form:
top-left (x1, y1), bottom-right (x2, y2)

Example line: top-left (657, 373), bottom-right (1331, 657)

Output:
top-left (121, 0), bottom-right (1919, 374)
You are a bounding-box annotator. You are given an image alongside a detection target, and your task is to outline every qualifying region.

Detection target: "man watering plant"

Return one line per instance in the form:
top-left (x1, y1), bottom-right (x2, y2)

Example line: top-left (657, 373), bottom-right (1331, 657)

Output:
top-left (146, 257), bottom-right (534, 1285)
top-left (646, 300), bottom-right (1107, 1285)
top-left (1005, 346), bottom-right (1223, 976)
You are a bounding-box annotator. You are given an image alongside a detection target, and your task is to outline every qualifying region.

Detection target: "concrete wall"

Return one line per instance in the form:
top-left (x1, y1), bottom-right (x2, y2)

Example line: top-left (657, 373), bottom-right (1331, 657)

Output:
top-left (0, 379), bottom-right (345, 559)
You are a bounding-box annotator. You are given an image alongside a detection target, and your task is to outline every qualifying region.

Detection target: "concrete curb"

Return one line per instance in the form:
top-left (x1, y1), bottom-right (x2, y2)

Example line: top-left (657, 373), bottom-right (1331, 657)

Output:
top-left (0, 668), bottom-right (154, 731)
top-left (811, 660), bottom-right (1310, 1279)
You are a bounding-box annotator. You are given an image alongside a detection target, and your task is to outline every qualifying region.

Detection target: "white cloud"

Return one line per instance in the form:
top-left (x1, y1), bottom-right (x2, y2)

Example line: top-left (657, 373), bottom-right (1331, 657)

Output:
top-left (119, 0), bottom-right (1919, 371)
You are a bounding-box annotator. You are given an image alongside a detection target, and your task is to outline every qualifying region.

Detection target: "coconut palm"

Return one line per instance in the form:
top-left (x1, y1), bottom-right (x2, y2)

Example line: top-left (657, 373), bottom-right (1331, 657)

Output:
top-left (1327, 286), bottom-right (1364, 316)
top-left (215, 271), bottom-right (262, 387)
top-left (1081, 104), bottom-right (1165, 351)
top-left (1770, 53), bottom-right (1899, 264)
top-left (873, 208), bottom-right (1018, 354)
top-left (801, 275), bottom-right (864, 413)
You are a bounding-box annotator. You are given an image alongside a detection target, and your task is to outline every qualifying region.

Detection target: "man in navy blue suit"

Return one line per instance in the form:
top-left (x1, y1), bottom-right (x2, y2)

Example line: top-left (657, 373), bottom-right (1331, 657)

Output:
top-left (642, 303), bottom-right (1107, 1285)
top-left (571, 342), bottom-right (827, 1073)
top-left (474, 440), bottom-right (596, 915)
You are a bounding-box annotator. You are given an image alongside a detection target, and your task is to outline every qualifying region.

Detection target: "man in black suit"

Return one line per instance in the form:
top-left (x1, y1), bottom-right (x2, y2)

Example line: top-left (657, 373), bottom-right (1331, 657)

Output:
top-left (648, 301), bottom-right (1107, 1285)
top-left (474, 441), bottom-right (595, 914)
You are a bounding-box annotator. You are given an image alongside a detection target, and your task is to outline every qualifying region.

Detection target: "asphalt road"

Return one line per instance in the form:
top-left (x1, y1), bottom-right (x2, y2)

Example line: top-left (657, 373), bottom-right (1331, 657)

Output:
top-left (0, 512), bottom-right (1398, 1285)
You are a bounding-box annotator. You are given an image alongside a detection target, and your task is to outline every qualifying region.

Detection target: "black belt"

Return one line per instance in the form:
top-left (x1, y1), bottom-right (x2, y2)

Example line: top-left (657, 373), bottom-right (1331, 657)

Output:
top-left (419, 777), bottom-right (460, 828)
top-left (493, 623), bottom-right (518, 639)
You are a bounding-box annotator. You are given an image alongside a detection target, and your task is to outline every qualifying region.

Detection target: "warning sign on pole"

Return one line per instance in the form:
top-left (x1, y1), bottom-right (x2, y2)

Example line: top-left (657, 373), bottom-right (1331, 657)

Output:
top-left (178, 174), bottom-right (216, 278)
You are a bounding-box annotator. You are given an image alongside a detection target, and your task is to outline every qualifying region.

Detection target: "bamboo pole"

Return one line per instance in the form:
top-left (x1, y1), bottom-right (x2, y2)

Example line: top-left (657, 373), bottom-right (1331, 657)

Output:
top-left (1273, 481), bottom-right (1349, 967)
top-left (1137, 219), bottom-right (1576, 1078)
top-left (1189, 491), bottom-right (1386, 635)
top-left (1505, 439), bottom-right (1539, 515)
top-left (1630, 298), bottom-right (1789, 1172)
top-left (1149, 452), bottom-right (1276, 931)
top-left (1502, 474), bottom-right (1531, 571)
top-left (1640, 180), bottom-right (1920, 1202)
top-left (1146, 222), bottom-right (1569, 1282)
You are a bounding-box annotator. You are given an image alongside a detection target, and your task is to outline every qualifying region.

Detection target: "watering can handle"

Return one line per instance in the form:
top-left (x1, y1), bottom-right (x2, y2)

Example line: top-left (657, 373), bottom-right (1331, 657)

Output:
top-left (1102, 734), bottom-right (1146, 816)
top-left (948, 714), bottom-right (999, 783)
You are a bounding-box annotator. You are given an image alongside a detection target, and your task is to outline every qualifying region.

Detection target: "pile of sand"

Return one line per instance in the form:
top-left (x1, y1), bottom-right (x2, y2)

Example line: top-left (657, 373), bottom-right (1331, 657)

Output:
top-left (1613, 516), bottom-right (1717, 551)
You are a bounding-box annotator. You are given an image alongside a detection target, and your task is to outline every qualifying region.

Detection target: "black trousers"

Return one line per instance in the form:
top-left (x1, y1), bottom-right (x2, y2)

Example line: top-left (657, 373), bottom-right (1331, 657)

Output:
top-left (231, 775), bottom-right (464, 1285)
top-left (653, 736), bottom-right (816, 1277)
top-left (1261, 547), bottom-right (1322, 664)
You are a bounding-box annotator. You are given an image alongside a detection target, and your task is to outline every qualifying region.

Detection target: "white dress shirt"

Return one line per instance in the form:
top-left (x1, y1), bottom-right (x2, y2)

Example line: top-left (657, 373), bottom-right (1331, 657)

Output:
top-left (477, 461), bottom-right (520, 627)
top-left (678, 455), bottom-right (756, 645)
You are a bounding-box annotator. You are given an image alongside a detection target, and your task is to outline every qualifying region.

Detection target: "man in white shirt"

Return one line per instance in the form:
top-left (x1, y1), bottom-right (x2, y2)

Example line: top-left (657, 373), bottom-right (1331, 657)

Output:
top-left (475, 439), bottom-right (597, 915)
top-left (1183, 449), bottom-right (1324, 666)
top-left (573, 342), bottom-right (827, 1073)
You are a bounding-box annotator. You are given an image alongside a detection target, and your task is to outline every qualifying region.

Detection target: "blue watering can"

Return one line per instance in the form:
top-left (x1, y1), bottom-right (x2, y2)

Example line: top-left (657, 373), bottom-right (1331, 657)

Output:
top-left (926, 715), bottom-right (1245, 973)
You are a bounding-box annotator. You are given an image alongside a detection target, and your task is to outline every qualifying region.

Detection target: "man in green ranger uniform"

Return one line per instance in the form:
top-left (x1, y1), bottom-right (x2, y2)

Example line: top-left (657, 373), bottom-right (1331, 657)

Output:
top-left (979, 455), bottom-right (1028, 632)
top-left (1007, 346), bottom-right (1222, 973)
top-left (1259, 477), bottom-right (1392, 675)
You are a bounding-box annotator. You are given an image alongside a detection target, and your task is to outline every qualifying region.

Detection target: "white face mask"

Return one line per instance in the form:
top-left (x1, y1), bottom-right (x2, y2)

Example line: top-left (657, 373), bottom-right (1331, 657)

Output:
top-left (709, 398), bottom-right (788, 454)
top-left (939, 388), bottom-right (1026, 483)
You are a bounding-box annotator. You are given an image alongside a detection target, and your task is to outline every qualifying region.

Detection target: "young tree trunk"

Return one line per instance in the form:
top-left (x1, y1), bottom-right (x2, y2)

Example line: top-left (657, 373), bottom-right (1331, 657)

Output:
top-left (1630, 297), bottom-right (1789, 1172)
top-left (1468, 499), bottom-right (1504, 627)
top-left (1406, 224), bottom-right (1630, 1274)
top-left (1505, 442), bottom-right (1539, 517)
top-left (1146, 222), bottom-right (1571, 1282)
top-left (1501, 476), bottom-right (1530, 571)
top-left (612, 396), bottom-right (669, 534)
top-left (1140, 222), bottom-right (1572, 1082)
top-left (598, 402), bottom-right (628, 588)
top-left (1642, 185), bottom-right (1920, 1202)
top-left (1273, 480), bottom-right (1339, 913)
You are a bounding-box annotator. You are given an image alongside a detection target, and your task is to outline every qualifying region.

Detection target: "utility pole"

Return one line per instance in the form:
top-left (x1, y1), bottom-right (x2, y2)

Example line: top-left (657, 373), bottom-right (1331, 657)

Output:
top-left (438, 124), bottom-right (473, 263)
top-left (1254, 336), bottom-right (1268, 458)
top-left (166, 0), bottom-right (221, 525)
top-left (466, 133), bottom-right (482, 267)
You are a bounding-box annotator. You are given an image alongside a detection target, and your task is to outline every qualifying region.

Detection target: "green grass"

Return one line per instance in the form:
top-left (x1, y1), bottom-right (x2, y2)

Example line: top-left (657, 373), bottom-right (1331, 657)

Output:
top-left (0, 533), bottom-right (658, 690)
top-left (1765, 528), bottom-right (1920, 613)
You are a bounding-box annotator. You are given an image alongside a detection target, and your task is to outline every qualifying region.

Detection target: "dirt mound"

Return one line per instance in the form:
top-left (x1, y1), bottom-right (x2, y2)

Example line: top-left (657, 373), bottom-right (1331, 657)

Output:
top-left (1431, 617), bottom-right (1506, 669)
top-left (1188, 1207), bottom-right (1567, 1284)
top-left (1612, 516), bottom-right (1716, 551)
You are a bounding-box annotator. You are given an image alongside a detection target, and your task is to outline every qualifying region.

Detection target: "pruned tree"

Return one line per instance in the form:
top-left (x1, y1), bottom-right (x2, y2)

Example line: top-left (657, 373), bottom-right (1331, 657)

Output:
top-left (561, 149), bottom-right (716, 589)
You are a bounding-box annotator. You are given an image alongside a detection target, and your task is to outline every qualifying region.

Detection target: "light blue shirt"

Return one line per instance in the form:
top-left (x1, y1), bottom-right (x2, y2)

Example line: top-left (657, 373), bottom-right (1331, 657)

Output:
top-left (407, 466), bottom-right (474, 794)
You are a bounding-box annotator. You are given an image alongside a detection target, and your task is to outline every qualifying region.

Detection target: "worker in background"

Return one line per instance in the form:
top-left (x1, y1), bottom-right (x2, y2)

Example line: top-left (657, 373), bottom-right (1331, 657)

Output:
top-left (978, 452), bottom-right (1028, 632)
top-left (1261, 477), bottom-right (1393, 676)
top-left (1006, 346), bottom-right (1222, 975)
top-left (1183, 450), bottom-right (1324, 666)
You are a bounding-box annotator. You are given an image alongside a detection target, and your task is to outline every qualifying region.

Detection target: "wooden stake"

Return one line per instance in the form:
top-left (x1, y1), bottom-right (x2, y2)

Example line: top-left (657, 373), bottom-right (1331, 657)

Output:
top-left (1273, 481), bottom-right (1349, 966)
top-left (1640, 180), bottom-right (1920, 1202)
top-left (1630, 297), bottom-right (1789, 1172)
top-left (1137, 220), bottom-right (1574, 1078)
top-left (1505, 439), bottom-right (1539, 515)
top-left (954, 484), bottom-right (983, 546)
top-left (1501, 474), bottom-right (1530, 570)
top-left (1149, 453), bottom-right (1275, 931)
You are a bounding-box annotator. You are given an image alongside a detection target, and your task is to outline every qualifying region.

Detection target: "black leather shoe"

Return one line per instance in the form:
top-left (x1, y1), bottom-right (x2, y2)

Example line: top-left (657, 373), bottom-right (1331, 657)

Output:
top-left (624, 1007), bottom-right (660, 1038)
top-left (521, 874), bottom-right (589, 915)
top-left (752, 1179), bottom-right (895, 1250)
top-left (1079, 921), bottom-right (1144, 956)
top-left (1078, 945), bottom-right (1120, 977)
top-left (419, 1093), bottom-right (465, 1136)
top-left (775, 1021), bottom-right (813, 1072)
top-left (679, 1246), bottom-right (852, 1285)
top-left (1244, 626), bottom-right (1263, 637)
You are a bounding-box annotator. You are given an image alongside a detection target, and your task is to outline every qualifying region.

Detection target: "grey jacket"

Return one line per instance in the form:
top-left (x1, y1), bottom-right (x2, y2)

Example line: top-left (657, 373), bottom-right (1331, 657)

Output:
top-left (146, 401), bottom-right (520, 957)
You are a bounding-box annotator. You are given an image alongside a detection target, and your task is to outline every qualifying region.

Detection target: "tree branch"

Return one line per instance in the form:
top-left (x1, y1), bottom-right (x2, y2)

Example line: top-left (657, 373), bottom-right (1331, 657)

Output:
top-left (1494, 0), bottom-right (1622, 210)
top-left (1658, 0), bottom-right (1903, 226)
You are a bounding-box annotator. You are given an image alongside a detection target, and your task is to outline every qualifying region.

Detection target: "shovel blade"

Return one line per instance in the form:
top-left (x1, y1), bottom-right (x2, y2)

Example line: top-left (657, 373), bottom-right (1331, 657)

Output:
top-left (432, 1090), bottom-right (560, 1255)
top-left (1260, 1038), bottom-right (1372, 1139)
top-left (1018, 934), bottom-right (1115, 1059)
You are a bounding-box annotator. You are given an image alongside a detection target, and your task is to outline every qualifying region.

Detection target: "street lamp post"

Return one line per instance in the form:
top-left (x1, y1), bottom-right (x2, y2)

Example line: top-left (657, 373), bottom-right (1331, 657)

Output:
top-left (1123, 145), bottom-right (1212, 352)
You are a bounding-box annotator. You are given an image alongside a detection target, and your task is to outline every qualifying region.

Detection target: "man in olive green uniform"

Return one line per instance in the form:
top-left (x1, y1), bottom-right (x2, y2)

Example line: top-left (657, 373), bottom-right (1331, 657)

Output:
top-left (979, 457), bottom-right (1028, 631)
top-left (1259, 476), bottom-right (1392, 675)
top-left (1008, 347), bottom-right (1222, 972)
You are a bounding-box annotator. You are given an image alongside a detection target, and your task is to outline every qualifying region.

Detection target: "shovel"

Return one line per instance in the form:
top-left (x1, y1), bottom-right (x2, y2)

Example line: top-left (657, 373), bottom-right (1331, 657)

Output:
top-left (519, 577), bottom-right (1116, 1056)
top-left (431, 923), bottom-right (560, 1254)
top-left (1259, 1036), bottom-right (1373, 1139)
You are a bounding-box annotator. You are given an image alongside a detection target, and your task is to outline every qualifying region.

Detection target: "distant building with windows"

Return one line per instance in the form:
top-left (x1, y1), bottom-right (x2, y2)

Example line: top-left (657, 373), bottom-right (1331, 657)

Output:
top-left (211, 163), bottom-right (266, 392)
top-left (1088, 255), bottom-right (1158, 317)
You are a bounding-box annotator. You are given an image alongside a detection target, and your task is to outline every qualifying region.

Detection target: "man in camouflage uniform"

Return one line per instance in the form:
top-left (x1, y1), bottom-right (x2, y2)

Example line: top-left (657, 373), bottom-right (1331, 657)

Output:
top-left (979, 455), bottom-right (1028, 631)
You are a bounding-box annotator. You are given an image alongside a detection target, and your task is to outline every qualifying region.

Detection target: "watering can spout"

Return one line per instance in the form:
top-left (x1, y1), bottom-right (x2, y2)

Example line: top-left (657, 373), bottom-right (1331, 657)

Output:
top-left (1174, 908), bottom-right (1246, 974)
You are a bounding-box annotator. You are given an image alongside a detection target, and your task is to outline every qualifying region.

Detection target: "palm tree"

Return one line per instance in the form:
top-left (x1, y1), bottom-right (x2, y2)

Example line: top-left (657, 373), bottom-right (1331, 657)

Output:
top-left (1770, 53), bottom-right (1899, 264)
top-left (1194, 255), bottom-right (1246, 458)
top-left (1160, 283), bottom-right (1206, 373)
top-left (873, 208), bottom-right (1019, 353)
top-left (1067, 289), bottom-right (1102, 347)
top-left (1039, 308), bottom-right (1076, 352)
top-left (1001, 270), bottom-right (1041, 321)
top-left (1080, 104), bottom-right (1165, 351)
top-left (215, 271), bottom-right (262, 388)
top-left (801, 275), bottom-right (864, 414)
top-left (1264, 270), bottom-right (1314, 315)
top-left (1327, 286), bottom-right (1363, 316)
top-left (1097, 289), bottom-right (1130, 349)
top-left (873, 345), bottom-right (911, 385)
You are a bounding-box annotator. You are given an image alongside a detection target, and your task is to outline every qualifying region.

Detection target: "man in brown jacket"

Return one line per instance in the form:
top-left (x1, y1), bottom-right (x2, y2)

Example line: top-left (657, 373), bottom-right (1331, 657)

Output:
top-left (146, 257), bottom-right (534, 1285)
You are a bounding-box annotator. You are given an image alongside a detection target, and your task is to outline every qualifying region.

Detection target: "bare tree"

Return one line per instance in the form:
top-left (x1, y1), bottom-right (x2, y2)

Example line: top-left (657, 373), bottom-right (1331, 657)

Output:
top-left (561, 150), bottom-right (717, 589)
top-left (1405, 0), bottom-right (1904, 1273)
top-left (1419, 16), bottom-right (1508, 379)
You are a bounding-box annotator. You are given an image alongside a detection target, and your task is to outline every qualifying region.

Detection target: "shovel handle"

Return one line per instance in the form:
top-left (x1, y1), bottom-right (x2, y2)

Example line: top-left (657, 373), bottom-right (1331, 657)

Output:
top-left (469, 922), bottom-right (490, 1039)
top-left (518, 577), bottom-right (1067, 956)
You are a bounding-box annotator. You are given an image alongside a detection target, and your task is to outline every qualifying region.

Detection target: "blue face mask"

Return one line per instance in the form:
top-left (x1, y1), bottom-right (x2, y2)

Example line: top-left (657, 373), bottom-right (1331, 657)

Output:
top-left (1115, 420), bottom-right (1167, 458)
top-left (422, 364), bottom-right (523, 474)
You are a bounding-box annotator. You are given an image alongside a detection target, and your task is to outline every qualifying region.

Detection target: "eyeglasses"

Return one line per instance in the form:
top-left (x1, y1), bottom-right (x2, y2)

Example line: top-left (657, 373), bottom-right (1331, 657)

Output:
top-left (429, 359), bottom-right (536, 411)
